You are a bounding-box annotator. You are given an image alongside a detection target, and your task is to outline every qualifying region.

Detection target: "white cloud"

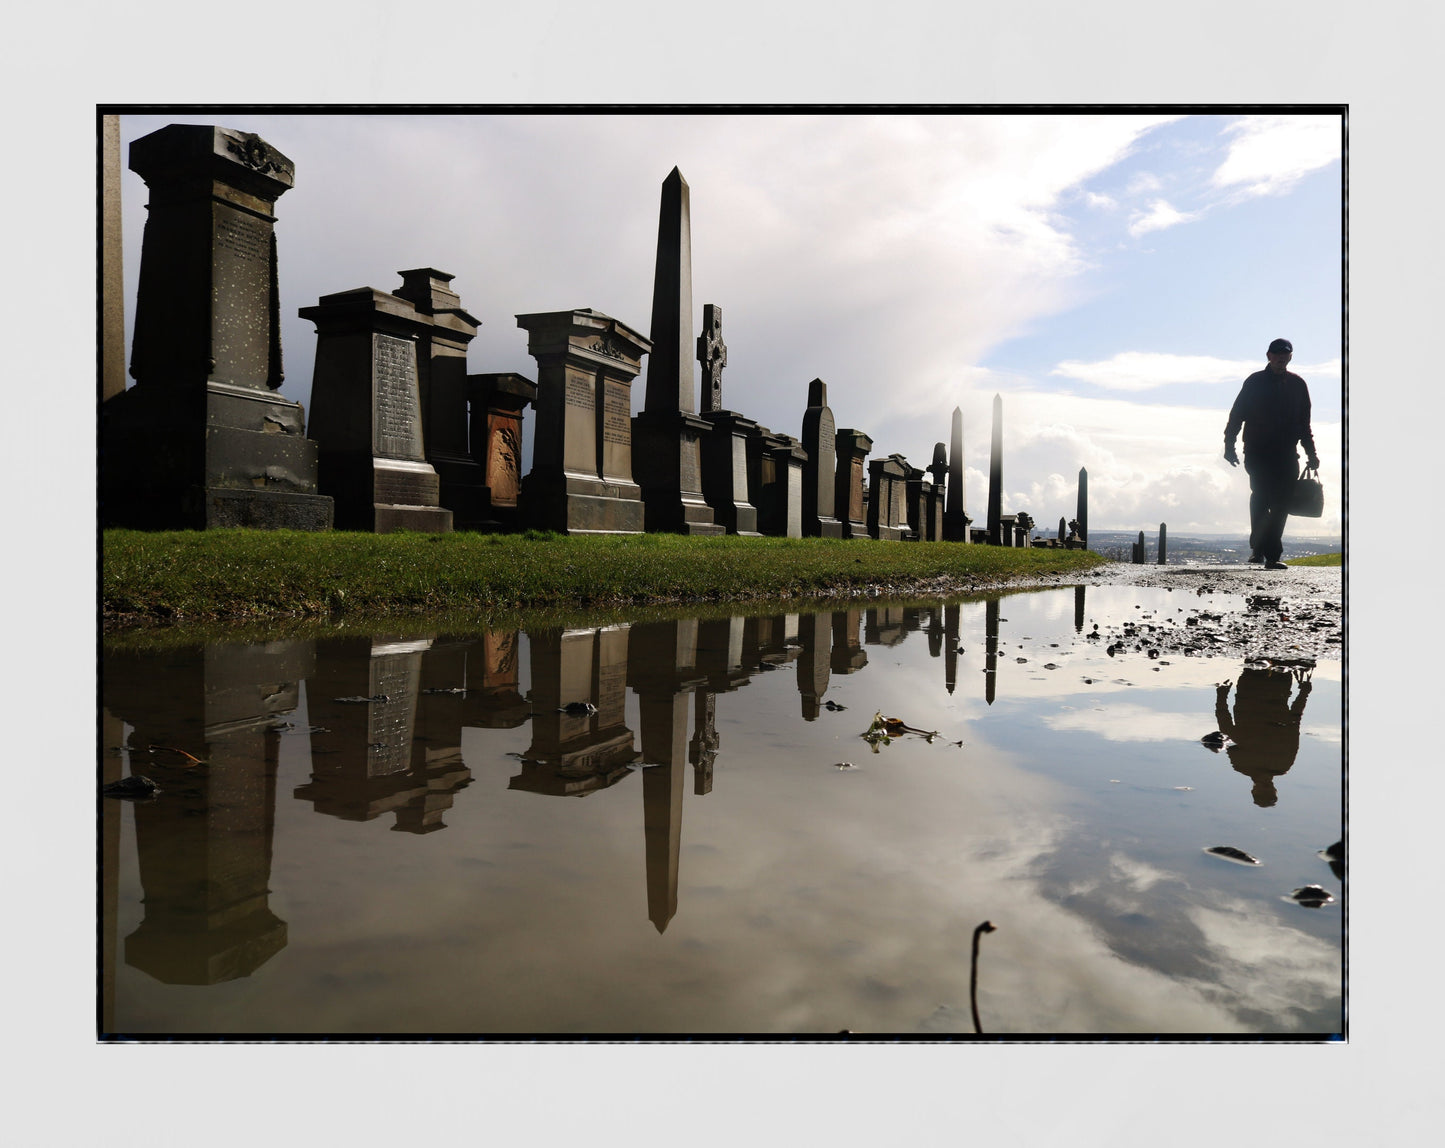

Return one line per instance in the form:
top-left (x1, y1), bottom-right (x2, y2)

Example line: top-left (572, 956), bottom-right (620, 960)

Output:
top-left (1212, 114), bottom-right (1342, 198)
top-left (1052, 352), bottom-right (1342, 392)
top-left (1084, 191), bottom-right (1117, 210)
top-left (1128, 198), bottom-right (1198, 236)
top-left (1127, 172), bottom-right (1163, 195)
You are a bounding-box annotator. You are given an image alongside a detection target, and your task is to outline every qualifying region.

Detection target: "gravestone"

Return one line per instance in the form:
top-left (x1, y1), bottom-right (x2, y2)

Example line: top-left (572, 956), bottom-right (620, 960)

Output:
top-left (466, 372), bottom-right (537, 532)
top-left (1059, 517), bottom-right (1067, 542)
top-left (300, 287), bottom-right (453, 532)
top-left (1158, 523), bottom-right (1168, 565)
top-left (632, 168), bottom-right (723, 535)
top-left (868, 453), bottom-right (909, 541)
top-left (987, 394), bottom-right (1003, 545)
top-left (834, 428), bottom-right (873, 539)
top-left (392, 268), bottom-right (488, 528)
top-left (927, 442), bottom-right (951, 542)
top-left (515, 309), bottom-right (648, 534)
top-left (695, 304), bottom-right (760, 534)
top-left (1077, 467), bottom-right (1089, 546)
top-left (1133, 531), bottom-right (1146, 563)
top-left (800, 379), bottom-right (843, 537)
top-left (998, 513), bottom-right (1019, 548)
top-left (943, 407), bottom-right (969, 541)
top-left (905, 462), bottom-right (928, 542)
top-left (102, 123), bottom-right (332, 530)
top-left (102, 114), bottom-right (125, 403)
top-left (751, 427), bottom-right (807, 538)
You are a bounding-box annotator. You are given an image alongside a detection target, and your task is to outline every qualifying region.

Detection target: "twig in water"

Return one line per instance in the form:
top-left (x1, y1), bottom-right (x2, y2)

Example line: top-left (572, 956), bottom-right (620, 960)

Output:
top-left (970, 920), bottom-right (997, 1034)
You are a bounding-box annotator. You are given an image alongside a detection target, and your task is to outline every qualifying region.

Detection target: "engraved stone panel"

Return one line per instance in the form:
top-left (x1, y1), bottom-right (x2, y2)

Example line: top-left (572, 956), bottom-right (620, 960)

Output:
top-left (211, 204), bottom-right (273, 389)
top-left (849, 458), bottom-right (865, 520)
top-left (486, 416), bottom-right (523, 505)
top-left (367, 650), bottom-right (422, 778)
top-left (679, 435), bottom-right (702, 493)
top-left (786, 465), bottom-right (803, 538)
top-left (814, 410), bottom-right (836, 502)
top-left (372, 333), bottom-right (424, 460)
top-left (600, 378), bottom-right (633, 482)
top-left (562, 366), bottom-right (598, 476)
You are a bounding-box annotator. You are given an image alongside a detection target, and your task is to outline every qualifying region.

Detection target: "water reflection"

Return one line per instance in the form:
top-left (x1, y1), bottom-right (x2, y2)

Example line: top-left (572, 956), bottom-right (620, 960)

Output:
top-left (101, 582), bottom-right (1343, 1035)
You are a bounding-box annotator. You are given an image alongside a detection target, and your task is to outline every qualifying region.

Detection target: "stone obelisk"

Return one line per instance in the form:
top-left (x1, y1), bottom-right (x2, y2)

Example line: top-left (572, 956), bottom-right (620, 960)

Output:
top-left (631, 167), bottom-right (723, 534)
top-left (987, 394), bottom-right (1003, 545)
top-left (943, 406), bottom-right (968, 541)
top-left (1077, 467), bottom-right (1089, 547)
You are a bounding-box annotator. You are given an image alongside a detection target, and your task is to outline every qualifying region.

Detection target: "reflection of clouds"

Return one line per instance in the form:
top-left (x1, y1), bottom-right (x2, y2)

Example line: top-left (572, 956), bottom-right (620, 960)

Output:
top-left (1045, 703), bottom-right (1208, 742)
top-left (1108, 852), bottom-right (1172, 892)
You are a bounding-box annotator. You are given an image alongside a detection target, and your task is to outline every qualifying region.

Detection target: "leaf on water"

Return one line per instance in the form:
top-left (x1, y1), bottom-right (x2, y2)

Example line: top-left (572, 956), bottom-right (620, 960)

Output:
top-left (147, 744), bottom-right (206, 765)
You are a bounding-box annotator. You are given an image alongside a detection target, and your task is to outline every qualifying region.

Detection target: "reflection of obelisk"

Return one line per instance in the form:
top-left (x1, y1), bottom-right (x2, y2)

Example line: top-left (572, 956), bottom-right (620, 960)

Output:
top-left (945, 603), bottom-right (960, 695)
top-left (987, 395), bottom-right (1003, 546)
top-left (944, 407), bottom-right (968, 541)
top-left (985, 598), bottom-right (1000, 706)
top-left (1074, 584), bottom-right (1086, 634)
top-left (1077, 467), bottom-right (1088, 548)
top-left (632, 167), bottom-right (724, 535)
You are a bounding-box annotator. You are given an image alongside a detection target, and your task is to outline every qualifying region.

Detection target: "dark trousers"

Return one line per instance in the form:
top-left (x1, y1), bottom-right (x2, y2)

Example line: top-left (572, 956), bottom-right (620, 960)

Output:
top-left (1245, 454), bottom-right (1297, 562)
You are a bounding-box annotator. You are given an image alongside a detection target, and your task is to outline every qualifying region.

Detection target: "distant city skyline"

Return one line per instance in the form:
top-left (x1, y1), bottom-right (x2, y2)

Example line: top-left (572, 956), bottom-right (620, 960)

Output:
top-left (113, 112), bottom-right (1343, 535)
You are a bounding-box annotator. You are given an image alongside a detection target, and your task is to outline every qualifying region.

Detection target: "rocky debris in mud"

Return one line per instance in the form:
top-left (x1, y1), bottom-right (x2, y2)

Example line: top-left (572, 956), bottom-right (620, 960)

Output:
top-left (1287, 884), bottom-right (1336, 908)
top-left (103, 775), bottom-right (161, 800)
top-left (1205, 845), bottom-right (1262, 865)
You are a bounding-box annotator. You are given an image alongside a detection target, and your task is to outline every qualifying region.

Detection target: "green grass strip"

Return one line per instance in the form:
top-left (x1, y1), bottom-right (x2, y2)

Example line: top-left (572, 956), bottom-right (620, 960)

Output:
top-left (1285, 552), bottom-right (1343, 567)
top-left (103, 528), bottom-right (1106, 627)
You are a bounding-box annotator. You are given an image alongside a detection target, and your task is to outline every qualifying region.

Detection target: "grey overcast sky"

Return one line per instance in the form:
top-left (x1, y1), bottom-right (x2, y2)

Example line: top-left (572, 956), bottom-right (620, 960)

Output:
top-left (117, 111), bottom-right (1342, 535)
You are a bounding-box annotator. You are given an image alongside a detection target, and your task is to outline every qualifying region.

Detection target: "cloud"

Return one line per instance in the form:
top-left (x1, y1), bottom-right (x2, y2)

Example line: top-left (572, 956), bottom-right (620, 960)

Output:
top-left (1052, 352), bottom-right (1342, 392)
top-left (1212, 114), bottom-right (1342, 198)
top-left (1127, 172), bottom-right (1163, 195)
top-left (1083, 191), bottom-right (1117, 210)
top-left (1128, 198), bottom-right (1198, 236)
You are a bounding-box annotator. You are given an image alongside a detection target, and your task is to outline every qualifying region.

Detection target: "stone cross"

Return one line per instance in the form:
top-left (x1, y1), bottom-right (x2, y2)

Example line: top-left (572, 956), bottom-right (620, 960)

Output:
top-left (696, 303), bottom-right (727, 413)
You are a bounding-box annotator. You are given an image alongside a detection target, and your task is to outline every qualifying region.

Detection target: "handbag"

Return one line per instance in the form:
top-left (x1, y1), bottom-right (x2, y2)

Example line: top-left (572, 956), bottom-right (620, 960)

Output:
top-left (1290, 465), bottom-right (1324, 517)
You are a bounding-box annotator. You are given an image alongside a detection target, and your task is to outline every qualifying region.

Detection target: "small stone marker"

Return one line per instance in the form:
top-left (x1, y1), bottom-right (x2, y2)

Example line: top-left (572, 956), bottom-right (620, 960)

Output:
top-left (102, 123), bottom-right (332, 530)
top-left (515, 308), bottom-right (649, 534)
top-left (301, 287), bottom-right (453, 532)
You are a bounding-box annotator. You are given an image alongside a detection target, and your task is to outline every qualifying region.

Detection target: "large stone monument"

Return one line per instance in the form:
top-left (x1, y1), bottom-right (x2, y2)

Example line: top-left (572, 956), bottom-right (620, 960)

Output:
top-left (516, 308), bottom-right (648, 534)
top-left (466, 371), bottom-right (537, 531)
top-left (101, 124), bottom-right (332, 530)
top-left (987, 394), bottom-right (1004, 545)
top-left (300, 286), bottom-right (453, 532)
top-left (695, 304), bottom-right (761, 534)
top-left (392, 268), bottom-right (488, 528)
top-left (867, 453), bottom-right (909, 541)
top-left (834, 428), bottom-right (873, 539)
top-left (800, 380), bottom-right (843, 538)
top-left (943, 406), bottom-right (968, 542)
top-left (1077, 466), bottom-right (1089, 547)
top-left (632, 168), bottom-right (723, 535)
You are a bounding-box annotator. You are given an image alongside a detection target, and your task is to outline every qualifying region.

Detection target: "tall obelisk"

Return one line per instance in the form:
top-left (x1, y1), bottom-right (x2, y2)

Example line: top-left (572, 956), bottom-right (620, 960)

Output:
top-left (943, 406), bottom-right (969, 541)
top-left (632, 167), bottom-right (723, 534)
top-left (1077, 467), bottom-right (1089, 547)
top-left (987, 394), bottom-right (1003, 545)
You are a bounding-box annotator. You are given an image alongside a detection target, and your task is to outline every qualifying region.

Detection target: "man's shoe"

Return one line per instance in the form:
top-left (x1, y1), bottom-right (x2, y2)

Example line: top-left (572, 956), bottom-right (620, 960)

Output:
top-left (1265, 560), bottom-right (1289, 570)
top-left (1247, 552), bottom-right (1263, 563)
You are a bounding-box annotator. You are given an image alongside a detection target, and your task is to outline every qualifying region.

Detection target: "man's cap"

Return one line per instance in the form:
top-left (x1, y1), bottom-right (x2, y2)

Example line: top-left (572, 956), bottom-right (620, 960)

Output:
top-left (1268, 338), bottom-right (1293, 355)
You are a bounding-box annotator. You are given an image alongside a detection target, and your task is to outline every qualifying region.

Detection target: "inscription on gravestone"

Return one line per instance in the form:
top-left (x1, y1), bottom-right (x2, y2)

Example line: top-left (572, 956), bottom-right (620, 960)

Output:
top-left (211, 207), bottom-right (273, 387)
top-left (372, 334), bottom-right (424, 459)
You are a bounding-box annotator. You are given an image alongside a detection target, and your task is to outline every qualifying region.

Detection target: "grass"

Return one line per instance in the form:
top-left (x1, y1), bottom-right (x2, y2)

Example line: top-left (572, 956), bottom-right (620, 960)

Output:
top-left (1286, 552), bottom-right (1343, 567)
top-left (103, 528), bottom-right (1106, 628)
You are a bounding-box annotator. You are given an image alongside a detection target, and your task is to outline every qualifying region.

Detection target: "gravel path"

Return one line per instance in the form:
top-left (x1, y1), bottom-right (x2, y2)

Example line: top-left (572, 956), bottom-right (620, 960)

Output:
top-left (1052, 562), bottom-right (1343, 665)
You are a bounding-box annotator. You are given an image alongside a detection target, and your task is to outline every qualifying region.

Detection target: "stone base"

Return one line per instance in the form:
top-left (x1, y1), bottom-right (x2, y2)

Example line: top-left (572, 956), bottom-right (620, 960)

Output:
top-left (201, 488), bottom-right (334, 530)
top-left (839, 518), bottom-right (868, 540)
top-left (808, 517), bottom-right (844, 539)
top-left (374, 504), bottom-right (453, 534)
top-left (870, 525), bottom-right (904, 542)
top-left (943, 511), bottom-right (970, 542)
top-left (643, 496), bottom-right (726, 536)
top-left (521, 472), bottom-right (645, 535)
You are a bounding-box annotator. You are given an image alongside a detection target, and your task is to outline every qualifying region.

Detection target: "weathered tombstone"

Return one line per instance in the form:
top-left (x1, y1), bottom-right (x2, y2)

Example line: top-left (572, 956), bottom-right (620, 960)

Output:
top-left (927, 442), bottom-right (951, 542)
top-left (632, 168), bottom-right (723, 535)
top-left (515, 308), bottom-right (648, 534)
top-left (695, 304), bottom-right (761, 534)
top-left (751, 427), bottom-right (807, 538)
top-left (998, 513), bottom-right (1018, 548)
top-left (1058, 517), bottom-right (1067, 543)
top-left (943, 407), bottom-right (969, 541)
top-left (300, 287), bottom-right (453, 532)
top-left (1014, 511), bottom-right (1034, 548)
top-left (1133, 530), bottom-right (1146, 563)
top-left (1077, 467), bottom-right (1089, 547)
top-left (834, 428), bottom-right (873, 539)
top-left (1158, 523), bottom-right (1168, 564)
top-left (466, 372), bottom-right (537, 532)
top-left (987, 394), bottom-right (1003, 545)
top-left (102, 124), bottom-right (332, 530)
top-left (868, 454), bottom-right (908, 540)
top-left (904, 461), bottom-right (928, 541)
top-left (800, 379), bottom-right (843, 537)
top-left (392, 268), bottom-right (488, 528)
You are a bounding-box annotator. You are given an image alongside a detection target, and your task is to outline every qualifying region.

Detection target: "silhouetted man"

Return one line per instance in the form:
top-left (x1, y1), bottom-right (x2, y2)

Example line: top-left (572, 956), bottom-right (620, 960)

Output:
top-left (1223, 338), bottom-right (1319, 570)
top-left (1214, 665), bottom-right (1312, 807)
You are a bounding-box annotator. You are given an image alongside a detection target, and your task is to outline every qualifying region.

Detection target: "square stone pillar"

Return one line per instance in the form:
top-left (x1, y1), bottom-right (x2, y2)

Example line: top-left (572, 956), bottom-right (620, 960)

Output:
top-left (516, 308), bottom-right (648, 534)
top-left (300, 287), bottom-right (453, 533)
top-left (101, 123), bottom-right (331, 529)
top-left (700, 410), bottom-right (761, 534)
top-left (834, 428), bottom-right (872, 539)
top-left (466, 372), bottom-right (536, 532)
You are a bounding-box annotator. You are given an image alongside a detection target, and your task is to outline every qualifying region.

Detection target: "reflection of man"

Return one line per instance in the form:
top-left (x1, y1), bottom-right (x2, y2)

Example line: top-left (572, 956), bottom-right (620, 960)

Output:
top-left (1223, 338), bottom-right (1319, 569)
top-left (1214, 665), bottom-right (1313, 807)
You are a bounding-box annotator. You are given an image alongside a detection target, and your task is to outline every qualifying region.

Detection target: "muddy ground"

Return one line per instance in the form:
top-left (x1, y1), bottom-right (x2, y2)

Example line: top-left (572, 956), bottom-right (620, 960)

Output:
top-left (1014, 562), bottom-right (1344, 665)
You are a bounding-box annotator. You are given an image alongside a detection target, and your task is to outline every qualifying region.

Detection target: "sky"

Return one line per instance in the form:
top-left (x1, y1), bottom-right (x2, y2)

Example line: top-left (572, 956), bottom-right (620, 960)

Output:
top-left (115, 111), bottom-right (1344, 536)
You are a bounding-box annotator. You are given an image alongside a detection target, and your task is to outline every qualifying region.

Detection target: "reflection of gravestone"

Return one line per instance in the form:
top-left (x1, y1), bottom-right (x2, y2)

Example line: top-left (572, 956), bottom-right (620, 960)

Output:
top-left (830, 609), bottom-right (868, 674)
top-left (301, 287), bottom-right (453, 532)
top-left (467, 372), bottom-right (537, 532)
top-left (795, 612), bottom-right (832, 721)
top-left (517, 308), bottom-right (648, 534)
top-left (696, 304), bottom-right (761, 534)
top-left (834, 428), bottom-right (873, 539)
top-left (102, 639), bottom-right (309, 983)
top-left (865, 606), bottom-right (907, 647)
top-left (392, 268), bottom-right (488, 529)
top-left (633, 169), bottom-right (724, 535)
top-left (514, 626), bottom-right (637, 797)
top-left (800, 379), bottom-right (844, 538)
top-left (102, 124), bottom-right (332, 530)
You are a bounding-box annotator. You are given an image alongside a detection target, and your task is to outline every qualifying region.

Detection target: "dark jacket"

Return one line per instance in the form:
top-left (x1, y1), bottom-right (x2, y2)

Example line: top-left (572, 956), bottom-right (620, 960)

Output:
top-left (1224, 368), bottom-right (1317, 464)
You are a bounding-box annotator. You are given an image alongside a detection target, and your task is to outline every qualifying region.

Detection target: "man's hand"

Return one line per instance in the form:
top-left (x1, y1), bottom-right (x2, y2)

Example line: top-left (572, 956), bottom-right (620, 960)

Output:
top-left (1306, 455), bottom-right (1320, 471)
top-left (1224, 444), bottom-right (1239, 467)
